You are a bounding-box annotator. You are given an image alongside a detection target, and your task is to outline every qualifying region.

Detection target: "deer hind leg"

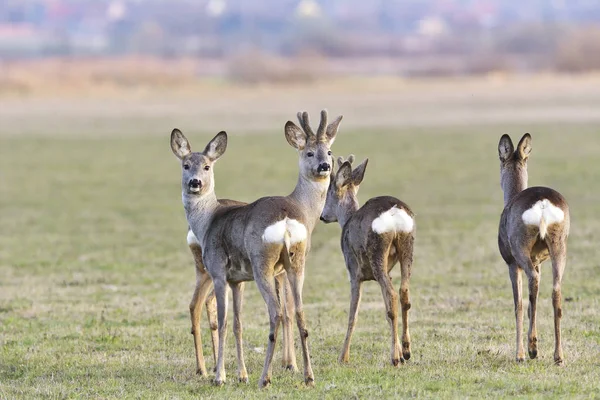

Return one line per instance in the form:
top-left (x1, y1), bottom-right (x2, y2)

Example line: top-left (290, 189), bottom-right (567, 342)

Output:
top-left (230, 282), bottom-right (248, 383)
top-left (397, 235), bottom-right (413, 361)
top-left (339, 278), bottom-right (362, 364)
top-left (548, 238), bottom-right (567, 365)
top-left (286, 265), bottom-right (315, 386)
top-left (508, 264), bottom-right (525, 362)
top-left (513, 252), bottom-right (540, 360)
top-left (276, 271), bottom-right (298, 372)
top-left (253, 261), bottom-right (283, 388)
top-left (189, 244), bottom-right (214, 376)
top-left (371, 239), bottom-right (401, 366)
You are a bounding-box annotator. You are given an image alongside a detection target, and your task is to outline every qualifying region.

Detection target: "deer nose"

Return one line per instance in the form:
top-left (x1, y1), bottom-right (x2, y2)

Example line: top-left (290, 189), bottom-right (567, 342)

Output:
top-left (317, 162), bottom-right (331, 173)
top-left (319, 216), bottom-right (325, 221)
top-left (188, 179), bottom-right (202, 189)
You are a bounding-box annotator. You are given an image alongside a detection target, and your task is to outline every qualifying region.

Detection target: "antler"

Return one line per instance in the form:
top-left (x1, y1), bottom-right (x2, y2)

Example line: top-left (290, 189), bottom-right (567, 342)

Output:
top-left (337, 154), bottom-right (355, 168)
top-left (316, 109), bottom-right (328, 142)
top-left (296, 111), bottom-right (315, 139)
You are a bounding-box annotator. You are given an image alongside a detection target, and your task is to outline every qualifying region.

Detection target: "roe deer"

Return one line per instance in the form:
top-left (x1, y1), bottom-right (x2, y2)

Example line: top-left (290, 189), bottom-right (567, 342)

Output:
top-left (320, 156), bottom-right (415, 366)
top-left (173, 110), bottom-right (342, 387)
top-left (497, 133), bottom-right (570, 365)
top-left (173, 134), bottom-right (298, 379)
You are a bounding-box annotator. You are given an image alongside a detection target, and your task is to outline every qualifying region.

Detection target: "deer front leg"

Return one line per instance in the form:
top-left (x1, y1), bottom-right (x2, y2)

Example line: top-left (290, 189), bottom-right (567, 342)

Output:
top-left (509, 264), bottom-right (525, 362)
top-left (254, 269), bottom-right (282, 388)
top-left (189, 265), bottom-right (214, 376)
top-left (213, 278), bottom-right (229, 386)
top-left (205, 290), bottom-right (219, 369)
top-left (230, 282), bottom-right (248, 383)
top-left (340, 279), bottom-right (362, 363)
top-left (286, 269), bottom-right (315, 386)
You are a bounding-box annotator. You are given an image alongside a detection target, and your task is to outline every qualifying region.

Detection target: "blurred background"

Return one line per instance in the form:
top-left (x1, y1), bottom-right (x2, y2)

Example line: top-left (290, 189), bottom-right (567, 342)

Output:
top-left (2, 0), bottom-right (600, 134)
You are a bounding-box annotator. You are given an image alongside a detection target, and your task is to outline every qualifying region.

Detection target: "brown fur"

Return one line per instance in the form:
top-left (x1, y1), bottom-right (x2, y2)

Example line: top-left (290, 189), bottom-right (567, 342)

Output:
top-left (497, 133), bottom-right (570, 365)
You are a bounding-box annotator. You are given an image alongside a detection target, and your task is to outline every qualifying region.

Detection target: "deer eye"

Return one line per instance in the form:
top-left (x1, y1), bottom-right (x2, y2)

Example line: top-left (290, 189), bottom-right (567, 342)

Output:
top-left (204, 165), bottom-right (210, 171)
top-left (307, 152), bottom-right (314, 157)
top-left (327, 151), bottom-right (332, 156)
top-left (183, 164), bottom-right (190, 170)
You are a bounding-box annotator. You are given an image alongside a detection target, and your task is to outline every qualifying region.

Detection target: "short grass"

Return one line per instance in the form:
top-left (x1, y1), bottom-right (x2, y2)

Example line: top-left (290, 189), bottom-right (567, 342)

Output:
top-left (1, 119), bottom-right (600, 398)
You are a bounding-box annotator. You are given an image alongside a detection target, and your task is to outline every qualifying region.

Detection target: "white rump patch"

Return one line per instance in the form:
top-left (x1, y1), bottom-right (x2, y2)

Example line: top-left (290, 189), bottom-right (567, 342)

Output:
top-left (372, 206), bottom-right (414, 234)
top-left (186, 230), bottom-right (200, 246)
top-left (522, 199), bottom-right (564, 239)
top-left (262, 218), bottom-right (307, 245)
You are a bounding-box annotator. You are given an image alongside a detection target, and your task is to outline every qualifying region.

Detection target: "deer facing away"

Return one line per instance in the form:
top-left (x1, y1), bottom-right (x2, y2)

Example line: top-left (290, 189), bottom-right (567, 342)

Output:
top-left (172, 110), bottom-right (341, 387)
top-left (497, 133), bottom-right (570, 365)
top-left (320, 155), bottom-right (415, 366)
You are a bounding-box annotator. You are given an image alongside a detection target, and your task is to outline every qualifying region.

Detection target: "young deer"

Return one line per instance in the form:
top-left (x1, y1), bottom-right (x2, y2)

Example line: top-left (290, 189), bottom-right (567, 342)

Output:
top-left (320, 156), bottom-right (415, 366)
top-left (497, 134), bottom-right (570, 365)
top-left (172, 110), bottom-right (341, 387)
top-left (174, 136), bottom-right (298, 379)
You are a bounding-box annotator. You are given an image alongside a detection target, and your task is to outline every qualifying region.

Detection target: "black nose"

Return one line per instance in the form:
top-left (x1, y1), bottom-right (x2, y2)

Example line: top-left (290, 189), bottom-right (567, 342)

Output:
top-left (320, 216), bottom-right (325, 221)
top-left (189, 179), bottom-right (201, 188)
top-left (317, 163), bottom-right (331, 173)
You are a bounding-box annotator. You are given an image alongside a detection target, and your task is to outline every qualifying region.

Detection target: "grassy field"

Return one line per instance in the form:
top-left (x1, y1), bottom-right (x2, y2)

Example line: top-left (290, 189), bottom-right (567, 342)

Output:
top-left (1, 81), bottom-right (600, 398)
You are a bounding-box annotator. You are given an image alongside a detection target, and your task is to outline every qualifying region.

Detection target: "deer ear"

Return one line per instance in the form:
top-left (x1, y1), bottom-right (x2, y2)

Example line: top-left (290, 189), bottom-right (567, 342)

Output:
top-left (517, 133), bottom-right (532, 160)
top-left (336, 161), bottom-right (352, 189)
top-left (325, 115), bottom-right (343, 145)
top-left (171, 129), bottom-right (191, 159)
top-left (285, 121), bottom-right (307, 150)
top-left (352, 158), bottom-right (368, 185)
top-left (498, 134), bottom-right (514, 162)
top-left (203, 131), bottom-right (228, 162)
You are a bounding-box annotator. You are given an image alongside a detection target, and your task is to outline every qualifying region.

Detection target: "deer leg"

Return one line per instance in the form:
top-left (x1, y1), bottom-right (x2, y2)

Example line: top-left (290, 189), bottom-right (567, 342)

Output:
top-left (548, 239), bottom-right (567, 365)
top-left (526, 264), bottom-right (540, 360)
top-left (230, 282), bottom-right (248, 383)
top-left (213, 278), bottom-right (229, 386)
top-left (286, 269), bottom-right (315, 386)
top-left (508, 264), bottom-right (525, 362)
top-left (189, 244), bottom-right (214, 376)
top-left (277, 272), bottom-right (298, 371)
top-left (398, 237), bottom-right (413, 361)
top-left (339, 279), bottom-right (362, 364)
top-left (205, 290), bottom-right (219, 369)
top-left (253, 269), bottom-right (282, 388)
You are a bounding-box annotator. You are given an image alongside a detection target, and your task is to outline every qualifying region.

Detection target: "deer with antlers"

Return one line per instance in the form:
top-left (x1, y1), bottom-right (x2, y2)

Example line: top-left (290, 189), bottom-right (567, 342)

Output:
top-left (320, 155), bottom-right (415, 366)
top-left (172, 110), bottom-right (341, 387)
top-left (497, 133), bottom-right (570, 365)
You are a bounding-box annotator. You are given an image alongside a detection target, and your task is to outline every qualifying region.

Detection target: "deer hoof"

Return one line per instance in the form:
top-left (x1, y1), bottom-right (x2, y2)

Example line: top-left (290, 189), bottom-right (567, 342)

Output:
top-left (238, 376), bottom-right (249, 384)
top-left (285, 364), bottom-right (298, 372)
top-left (554, 358), bottom-right (564, 367)
top-left (213, 378), bottom-right (225, 387)
top-left (516, 357), bottom-right (525, 363)
top-left (305, 377), bottom-right (315, 387)
top-left (259, 377), bottom-right (271, 389)
top-left (528, 349), bottom-right (538, 359)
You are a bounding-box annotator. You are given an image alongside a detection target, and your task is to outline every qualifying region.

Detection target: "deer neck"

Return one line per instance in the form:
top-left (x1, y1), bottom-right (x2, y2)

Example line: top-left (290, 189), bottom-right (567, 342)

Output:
top-left (183, 190), bottom-right (219, 245)
top-left (502, 168), bottom-right (528, 206)
top-left (337, 195), bottom-right (359, 228)
top-left (289, 174), bottom-right (329, 232)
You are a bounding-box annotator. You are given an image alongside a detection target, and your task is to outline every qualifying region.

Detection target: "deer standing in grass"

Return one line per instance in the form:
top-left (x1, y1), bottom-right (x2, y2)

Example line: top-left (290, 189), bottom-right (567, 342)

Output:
top-left (186, 216), bottom-right (298, 376)
top-left (497, 134), bottom-right (570, 365)
top-left (320, 156), bottom-right (415, 366)
top-left (172, 110), bottom-right (341, 387)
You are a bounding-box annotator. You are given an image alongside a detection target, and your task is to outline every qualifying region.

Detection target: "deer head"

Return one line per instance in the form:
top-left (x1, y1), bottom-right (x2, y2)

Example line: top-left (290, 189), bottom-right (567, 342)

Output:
top-left (284, 110), bottom-right (342, 182)
top-left (498, 133), bottom-right (532, 204)
top-left (171, 129), bottom-right (228, 199)
top-left (320, 155), bottom-right (368, 224)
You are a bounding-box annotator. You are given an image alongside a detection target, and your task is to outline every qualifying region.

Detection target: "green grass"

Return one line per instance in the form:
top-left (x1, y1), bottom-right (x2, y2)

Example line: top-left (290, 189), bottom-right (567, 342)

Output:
top-left (1, 123), bottom-right (599, 399)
